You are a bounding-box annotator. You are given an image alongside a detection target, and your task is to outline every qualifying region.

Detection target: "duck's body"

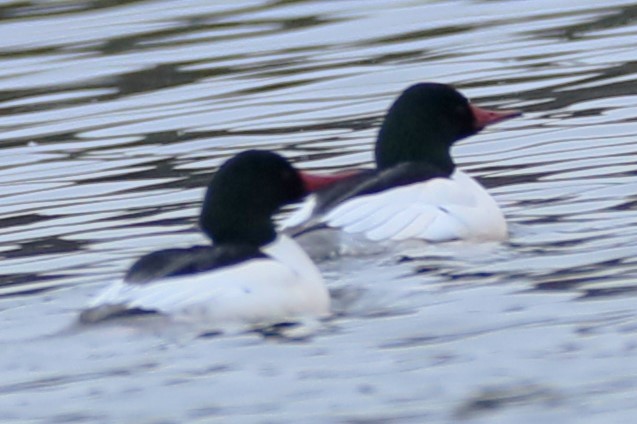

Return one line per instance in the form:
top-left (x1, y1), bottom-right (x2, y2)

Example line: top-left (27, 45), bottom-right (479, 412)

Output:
top-left (283, 83), bottom-right (519, 256)
top-left (286, 169), bottom-right (506, 244)
top-left (81, 151), bottom-right (330, 330)
top-left (82, 236), bottom-right (328, 327)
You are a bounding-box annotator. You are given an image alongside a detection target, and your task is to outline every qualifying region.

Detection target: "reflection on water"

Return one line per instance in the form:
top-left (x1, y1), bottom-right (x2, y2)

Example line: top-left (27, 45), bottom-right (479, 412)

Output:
top-left (1, 0), bottom-right (637, 422)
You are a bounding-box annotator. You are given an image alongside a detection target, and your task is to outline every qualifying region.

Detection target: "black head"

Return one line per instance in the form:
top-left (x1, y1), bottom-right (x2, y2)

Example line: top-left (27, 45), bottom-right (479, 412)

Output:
top-left (199, 150), bottom-right (306, 246)
top-left (375, 83), bottom-right (518, 173)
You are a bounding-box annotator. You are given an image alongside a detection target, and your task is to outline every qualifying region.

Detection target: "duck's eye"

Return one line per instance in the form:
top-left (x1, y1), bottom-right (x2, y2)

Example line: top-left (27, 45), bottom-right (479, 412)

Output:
top-left (280, 169), bottom-right (301, 187)
top-left (453, 104), bottom-right (470, 120)
top-left (280, 169), bottom-right (293, 181)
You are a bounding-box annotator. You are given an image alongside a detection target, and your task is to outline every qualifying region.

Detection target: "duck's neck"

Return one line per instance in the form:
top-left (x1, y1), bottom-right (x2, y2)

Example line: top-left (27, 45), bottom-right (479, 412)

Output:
top-left (200, 204), bottom-right (276, 248)
top-left (375, 121), bottom-right (456, 174)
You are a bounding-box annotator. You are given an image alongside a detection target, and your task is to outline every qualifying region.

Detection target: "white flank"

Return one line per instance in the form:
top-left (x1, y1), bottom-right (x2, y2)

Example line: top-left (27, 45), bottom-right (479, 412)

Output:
top-left (83, 236), bottom-right (329, 330)
top-left (284, 170), bottom-right (507, 243)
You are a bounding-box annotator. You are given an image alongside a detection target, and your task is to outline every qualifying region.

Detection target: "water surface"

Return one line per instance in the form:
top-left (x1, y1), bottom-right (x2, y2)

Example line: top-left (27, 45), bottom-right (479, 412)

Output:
top-left (1, 0), bottom-right (637, 422)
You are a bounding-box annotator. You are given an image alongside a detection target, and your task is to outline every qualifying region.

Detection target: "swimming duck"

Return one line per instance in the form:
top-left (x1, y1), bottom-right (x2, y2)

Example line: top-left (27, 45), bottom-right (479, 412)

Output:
top-left (81, 150), bottom-right (330, 331)
top-left (283, 83), bottom-right (520, 255)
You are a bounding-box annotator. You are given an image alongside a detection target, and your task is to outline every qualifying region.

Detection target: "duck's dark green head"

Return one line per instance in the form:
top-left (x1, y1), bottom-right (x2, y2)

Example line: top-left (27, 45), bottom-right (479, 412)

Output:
top-left (375, 83), bottom-right (520, 173)
top-left (200, 150), bottom-right (306, 246)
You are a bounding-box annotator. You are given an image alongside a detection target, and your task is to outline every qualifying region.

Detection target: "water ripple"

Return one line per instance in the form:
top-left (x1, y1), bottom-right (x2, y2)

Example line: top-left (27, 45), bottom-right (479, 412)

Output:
top-left (1, 0), bottom-right (637, 422)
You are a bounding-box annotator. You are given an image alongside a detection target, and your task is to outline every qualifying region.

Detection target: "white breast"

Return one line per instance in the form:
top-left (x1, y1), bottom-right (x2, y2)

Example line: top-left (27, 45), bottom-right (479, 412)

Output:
top-left (283, 170), bottom-right (507, 244)
top-left (82, 236), bottom-right (330, 331)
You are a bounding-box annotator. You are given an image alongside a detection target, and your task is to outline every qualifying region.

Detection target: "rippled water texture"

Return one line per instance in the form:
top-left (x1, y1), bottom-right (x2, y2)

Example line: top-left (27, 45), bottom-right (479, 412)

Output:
top-left (2, 0), bottom-right (637, 422)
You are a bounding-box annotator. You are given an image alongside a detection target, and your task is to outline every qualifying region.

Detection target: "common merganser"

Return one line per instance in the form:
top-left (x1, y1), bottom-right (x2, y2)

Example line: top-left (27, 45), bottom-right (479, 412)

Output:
top-left (81, 150), bottom-right (330, 331)
top-left (282, 83), bottom-right (520, 256)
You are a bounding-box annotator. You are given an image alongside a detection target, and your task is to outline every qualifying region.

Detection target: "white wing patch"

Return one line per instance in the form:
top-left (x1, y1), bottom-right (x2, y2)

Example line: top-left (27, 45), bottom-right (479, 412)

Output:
top-left (280, 195), bottom-right (317, 228)
top-left (314, 171), bottom-right (507, 242)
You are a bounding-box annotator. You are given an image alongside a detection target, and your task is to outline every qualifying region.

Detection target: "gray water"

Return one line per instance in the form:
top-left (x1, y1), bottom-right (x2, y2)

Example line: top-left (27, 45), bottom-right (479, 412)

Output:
top-left (1, 0), bottom-right (637, 422)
